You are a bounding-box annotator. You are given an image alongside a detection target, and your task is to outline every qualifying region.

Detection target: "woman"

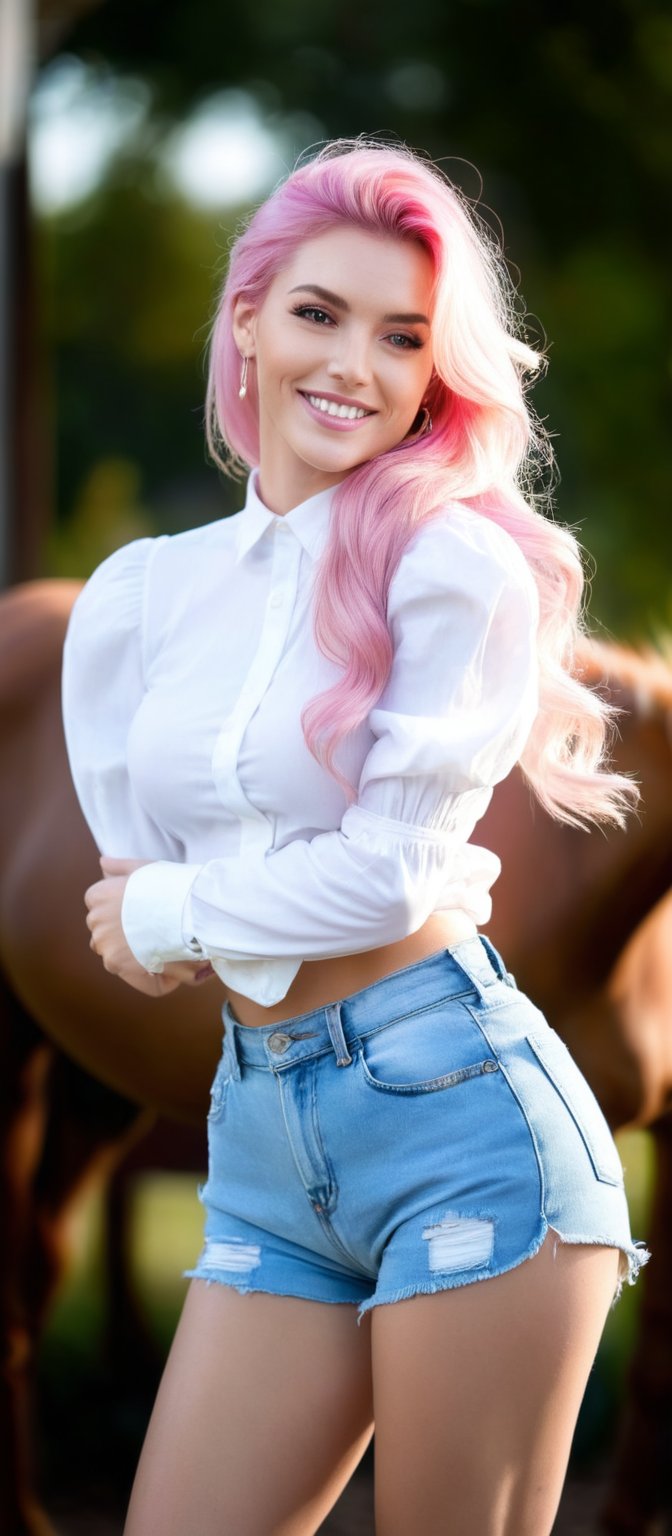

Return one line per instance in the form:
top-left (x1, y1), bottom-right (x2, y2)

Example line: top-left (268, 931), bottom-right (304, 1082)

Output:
top-left (63, 137), bottom-right (648, 1535)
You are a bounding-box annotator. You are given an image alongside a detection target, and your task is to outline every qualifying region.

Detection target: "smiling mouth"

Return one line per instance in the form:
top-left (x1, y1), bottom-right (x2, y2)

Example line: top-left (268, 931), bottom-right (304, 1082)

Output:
top-left (299, 392), bottom-right (375, 421)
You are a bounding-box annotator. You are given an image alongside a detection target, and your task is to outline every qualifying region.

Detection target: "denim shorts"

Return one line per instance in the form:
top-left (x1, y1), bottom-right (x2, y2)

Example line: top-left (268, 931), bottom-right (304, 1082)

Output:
top-left (186, 936), bottom-right (649, 1323)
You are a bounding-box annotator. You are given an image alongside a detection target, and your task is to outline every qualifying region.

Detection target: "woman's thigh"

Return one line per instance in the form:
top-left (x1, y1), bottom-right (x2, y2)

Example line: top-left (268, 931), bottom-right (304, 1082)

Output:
top-left (124, 1280), bottom-right (374, 1536)
top-left (371, 1232), bottom-right (620, 1536)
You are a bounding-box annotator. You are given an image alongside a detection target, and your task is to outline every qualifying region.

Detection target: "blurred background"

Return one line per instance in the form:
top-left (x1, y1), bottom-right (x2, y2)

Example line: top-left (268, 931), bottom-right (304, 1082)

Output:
top-left (4, 0), bottom-right (672, 633)
top-left (1, 0), bottom-right (670, 1530)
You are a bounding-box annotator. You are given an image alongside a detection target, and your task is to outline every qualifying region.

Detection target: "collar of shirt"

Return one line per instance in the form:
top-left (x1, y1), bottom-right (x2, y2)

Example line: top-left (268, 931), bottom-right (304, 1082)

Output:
top-left (233, 469), bottom-right (336, 565)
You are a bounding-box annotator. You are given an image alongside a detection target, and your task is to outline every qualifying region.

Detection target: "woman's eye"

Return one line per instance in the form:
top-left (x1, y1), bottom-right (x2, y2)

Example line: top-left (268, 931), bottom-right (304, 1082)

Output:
top-left (291, 306), bottom-right (423, 350)
top-left (291, 305), bottom-right (333, 325)
top-left (387, 332), bottom-right (423, 350)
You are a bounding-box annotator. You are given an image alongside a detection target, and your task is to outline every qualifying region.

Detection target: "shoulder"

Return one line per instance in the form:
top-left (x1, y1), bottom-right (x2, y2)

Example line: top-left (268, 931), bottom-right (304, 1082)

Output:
top-left (67, 514), bottom-right (239, 636)
top-left (65, 536), bottom-right (161, 648)
top-left (394, 500), bottom-right (536, 586)
top-left (156, 512), bottom-right (240, 558)
top-left (389, 501), bottom-right (539, 616)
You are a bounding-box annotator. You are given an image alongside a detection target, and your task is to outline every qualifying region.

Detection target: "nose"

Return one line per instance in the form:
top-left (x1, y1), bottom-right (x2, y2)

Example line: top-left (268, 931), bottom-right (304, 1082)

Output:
top-left (325, 327), bottom-right (372, 389)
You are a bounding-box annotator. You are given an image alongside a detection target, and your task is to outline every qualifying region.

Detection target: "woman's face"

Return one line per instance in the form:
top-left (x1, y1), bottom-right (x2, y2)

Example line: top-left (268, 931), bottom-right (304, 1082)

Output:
top-left (232, 225), bottom-right (436, 513)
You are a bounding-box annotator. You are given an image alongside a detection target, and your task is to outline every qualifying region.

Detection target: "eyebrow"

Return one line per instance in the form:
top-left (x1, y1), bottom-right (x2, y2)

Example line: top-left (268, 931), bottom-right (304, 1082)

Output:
top-left (288, 283), bottom-right (430, 326)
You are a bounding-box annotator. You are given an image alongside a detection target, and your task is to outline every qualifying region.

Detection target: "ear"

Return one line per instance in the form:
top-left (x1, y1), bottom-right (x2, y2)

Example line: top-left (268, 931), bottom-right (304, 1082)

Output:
top-left (232, 295), bottom-right (257, 357)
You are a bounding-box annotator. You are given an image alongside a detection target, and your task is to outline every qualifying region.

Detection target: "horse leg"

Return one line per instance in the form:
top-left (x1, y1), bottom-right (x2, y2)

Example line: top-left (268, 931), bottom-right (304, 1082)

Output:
top-left (0, 988), bottom-right (57, 1536)
top-left (100, 1114), bottom-right (207, 1397)
top-left (600, 1112), bottom-right (672, 1535)
top-left (18, 1054), bottom-right (155, 1522)
top-left (23, 1054), bottom-right (152, 1337)
top-left (1, 980), bottom-right (153, 1535)
top-left (26, 1055), bottom-right (158, 1414)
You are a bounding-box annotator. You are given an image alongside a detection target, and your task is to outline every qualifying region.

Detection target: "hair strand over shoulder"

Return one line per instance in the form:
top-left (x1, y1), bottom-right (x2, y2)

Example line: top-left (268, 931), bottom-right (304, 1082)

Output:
top-left (206, 135), bottom-right (638, 830)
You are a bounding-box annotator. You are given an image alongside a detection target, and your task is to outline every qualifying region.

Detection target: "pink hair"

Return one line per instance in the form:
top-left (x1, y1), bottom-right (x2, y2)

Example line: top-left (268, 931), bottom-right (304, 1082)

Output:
top-left (206, 136), bottom-right (637, 827)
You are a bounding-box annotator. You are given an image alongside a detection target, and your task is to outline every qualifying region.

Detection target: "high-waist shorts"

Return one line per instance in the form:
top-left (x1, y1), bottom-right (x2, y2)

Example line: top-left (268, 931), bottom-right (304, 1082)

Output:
top-left (186, 936), bottom-right (649, 1323)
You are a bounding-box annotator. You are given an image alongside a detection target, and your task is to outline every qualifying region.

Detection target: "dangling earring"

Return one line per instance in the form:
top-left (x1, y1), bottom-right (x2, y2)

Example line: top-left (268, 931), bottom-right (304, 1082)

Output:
top-left (238, 355), bottom-right (249, 399)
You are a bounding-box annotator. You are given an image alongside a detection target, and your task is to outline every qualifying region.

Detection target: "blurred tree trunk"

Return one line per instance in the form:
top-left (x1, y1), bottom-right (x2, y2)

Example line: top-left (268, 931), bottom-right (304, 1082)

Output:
top-left (1, 0), bottom-right (47, 587)
top-left (0, 148), bottom-right (50, 586)
top-left (0, 0), bottom-right (103, 588)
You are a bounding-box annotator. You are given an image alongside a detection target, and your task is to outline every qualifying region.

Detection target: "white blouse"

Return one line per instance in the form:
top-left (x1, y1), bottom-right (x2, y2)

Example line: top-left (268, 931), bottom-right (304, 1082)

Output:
top-left (61, 469), bottom-right (540, 1006)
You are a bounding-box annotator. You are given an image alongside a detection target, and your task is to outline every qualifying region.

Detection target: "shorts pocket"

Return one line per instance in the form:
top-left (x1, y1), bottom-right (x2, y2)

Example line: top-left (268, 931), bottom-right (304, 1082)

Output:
top-left (527, 1029), bottom-right (624, 1186)
top-left (207, 1052), bottom-right (231, 1124)
top-left (358, 1000), bottom-right (500, 1096)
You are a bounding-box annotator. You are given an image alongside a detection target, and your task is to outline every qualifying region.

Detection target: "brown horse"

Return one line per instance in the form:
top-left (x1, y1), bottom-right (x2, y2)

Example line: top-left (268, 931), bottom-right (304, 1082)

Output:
top-left (0, 580), bottom-right (223, 1536)
top-left (1, 579), bottom-right (671, 1534)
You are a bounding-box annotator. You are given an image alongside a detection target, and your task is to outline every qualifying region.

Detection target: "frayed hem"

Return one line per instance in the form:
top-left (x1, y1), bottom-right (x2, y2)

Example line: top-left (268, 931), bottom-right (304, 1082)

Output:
top-left (539, 1230), bottom-right (651, 1306)
top-left (611, 1243), bottom-right (651, 1306)
top-left (183, 1268), bottom-right (367, 1307)
top-left (354, 1225), bottom-right (652, 1324)
top-left (356, 1219), bottom-right (550, 1326)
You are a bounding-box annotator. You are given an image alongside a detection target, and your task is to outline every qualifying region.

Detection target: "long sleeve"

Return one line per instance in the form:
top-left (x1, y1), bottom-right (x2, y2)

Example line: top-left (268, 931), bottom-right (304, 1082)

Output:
top-left (62, 536), bottom-right (183, 863)
top-left (121, 509), bottom-right (540, 1004)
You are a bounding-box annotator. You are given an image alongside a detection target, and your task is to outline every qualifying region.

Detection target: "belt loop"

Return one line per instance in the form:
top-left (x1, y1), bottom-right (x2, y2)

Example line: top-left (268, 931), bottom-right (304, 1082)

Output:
top-left (221, 1004), bottom-right (242, 1080)
top-left (325, 1001), bottom-right (352, 1067)
top-left (478, 935), bottom-right (510, 983)
top-left (448, 936), bottom-right (499, 1002)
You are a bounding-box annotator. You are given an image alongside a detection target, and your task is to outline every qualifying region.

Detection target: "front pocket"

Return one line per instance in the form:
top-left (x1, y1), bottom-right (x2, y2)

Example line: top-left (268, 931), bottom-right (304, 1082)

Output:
top-left (527, 1029), bottom-right (624, 1186)
top-left (358, 999), bottom-right (500, 1096)
top-left (360, 1053), bottom-right (499, 1095)
top-left (207, 1055), bottom-right (231, 1124)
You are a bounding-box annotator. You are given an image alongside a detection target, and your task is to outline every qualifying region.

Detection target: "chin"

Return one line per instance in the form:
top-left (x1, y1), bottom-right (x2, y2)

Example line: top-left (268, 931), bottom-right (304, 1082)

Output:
top-left (298, 445), bottom-right (363, 474)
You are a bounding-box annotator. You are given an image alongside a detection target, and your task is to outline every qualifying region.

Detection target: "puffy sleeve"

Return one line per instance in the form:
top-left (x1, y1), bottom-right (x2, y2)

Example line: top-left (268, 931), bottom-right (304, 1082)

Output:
top-left (120, 509), bottom-right (540, 1004)
top-left (62, 536), bottom-right (182, 862)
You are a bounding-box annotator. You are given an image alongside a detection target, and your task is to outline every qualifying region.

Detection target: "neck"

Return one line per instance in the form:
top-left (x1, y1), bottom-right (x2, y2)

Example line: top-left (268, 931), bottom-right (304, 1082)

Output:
top-left (254, 442), bottom-right (351, 515)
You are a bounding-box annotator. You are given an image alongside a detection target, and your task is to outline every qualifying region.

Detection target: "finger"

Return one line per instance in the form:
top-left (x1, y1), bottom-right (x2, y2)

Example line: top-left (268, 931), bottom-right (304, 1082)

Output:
top-left (118, 971), bottom-right (181, 997)
top-left (164, 965), bottom-right (204, 984)
top-left (164, 961), bottom-right (215, 983)
top-left (99, 858), bottom-right (127, 880)
top-left (100, 855), bottom-right (147, 873)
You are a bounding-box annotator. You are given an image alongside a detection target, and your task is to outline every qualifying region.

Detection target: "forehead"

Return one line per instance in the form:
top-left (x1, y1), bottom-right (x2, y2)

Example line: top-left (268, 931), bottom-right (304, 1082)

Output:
top-left (274, 225), bottom-right (435, 305)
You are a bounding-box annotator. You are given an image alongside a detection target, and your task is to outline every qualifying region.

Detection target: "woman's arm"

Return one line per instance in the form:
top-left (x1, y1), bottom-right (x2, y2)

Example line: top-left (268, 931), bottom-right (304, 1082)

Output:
top-left (62, 540), bottom-right (214, 994)
top-left (119, 512), bottom-right (540, 1005)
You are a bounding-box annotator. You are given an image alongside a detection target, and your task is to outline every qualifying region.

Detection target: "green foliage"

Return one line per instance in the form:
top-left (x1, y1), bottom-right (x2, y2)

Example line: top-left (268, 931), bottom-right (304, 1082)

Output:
top-left (35, 0), bottom-right (672, 634)
top-left (36, 158), bottom-right (245, 565)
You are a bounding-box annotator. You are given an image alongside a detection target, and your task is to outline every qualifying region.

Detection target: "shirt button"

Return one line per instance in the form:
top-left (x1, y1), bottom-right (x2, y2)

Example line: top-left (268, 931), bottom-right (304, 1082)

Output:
top-left (269, 591), bottom-right (283, 609)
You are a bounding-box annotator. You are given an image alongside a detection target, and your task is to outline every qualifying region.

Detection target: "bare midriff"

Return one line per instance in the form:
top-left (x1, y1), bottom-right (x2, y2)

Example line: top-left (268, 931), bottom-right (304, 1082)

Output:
top-left (224, 910), bottom-right (478, 1028)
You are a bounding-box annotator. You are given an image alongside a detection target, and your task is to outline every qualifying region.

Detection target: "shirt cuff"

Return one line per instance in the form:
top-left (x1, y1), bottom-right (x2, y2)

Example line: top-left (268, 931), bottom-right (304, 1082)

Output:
top-left (121, 862), bottom-right (205, 973)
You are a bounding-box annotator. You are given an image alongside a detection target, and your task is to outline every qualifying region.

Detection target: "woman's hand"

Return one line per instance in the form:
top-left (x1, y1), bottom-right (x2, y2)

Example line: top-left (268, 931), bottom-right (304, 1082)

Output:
top-left (84, 855), bottom-right (215, 997)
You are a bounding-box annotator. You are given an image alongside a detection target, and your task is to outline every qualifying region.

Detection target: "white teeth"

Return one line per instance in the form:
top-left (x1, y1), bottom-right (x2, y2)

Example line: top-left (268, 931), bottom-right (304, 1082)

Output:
top-left (305, 393), bottom-right (368, 420)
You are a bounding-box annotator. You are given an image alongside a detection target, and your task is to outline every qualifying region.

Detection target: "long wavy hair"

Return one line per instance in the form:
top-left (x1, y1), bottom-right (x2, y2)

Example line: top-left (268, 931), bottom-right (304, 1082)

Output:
top-left (206, 136), bottom-right (637, 827)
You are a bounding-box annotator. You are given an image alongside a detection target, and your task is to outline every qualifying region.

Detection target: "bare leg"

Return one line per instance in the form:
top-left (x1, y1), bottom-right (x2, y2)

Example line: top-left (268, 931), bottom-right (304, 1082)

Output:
top-left (124, 1280), bottom-right (374, 1536)
top-left (372, 1232), bottom-right (621, 1536)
